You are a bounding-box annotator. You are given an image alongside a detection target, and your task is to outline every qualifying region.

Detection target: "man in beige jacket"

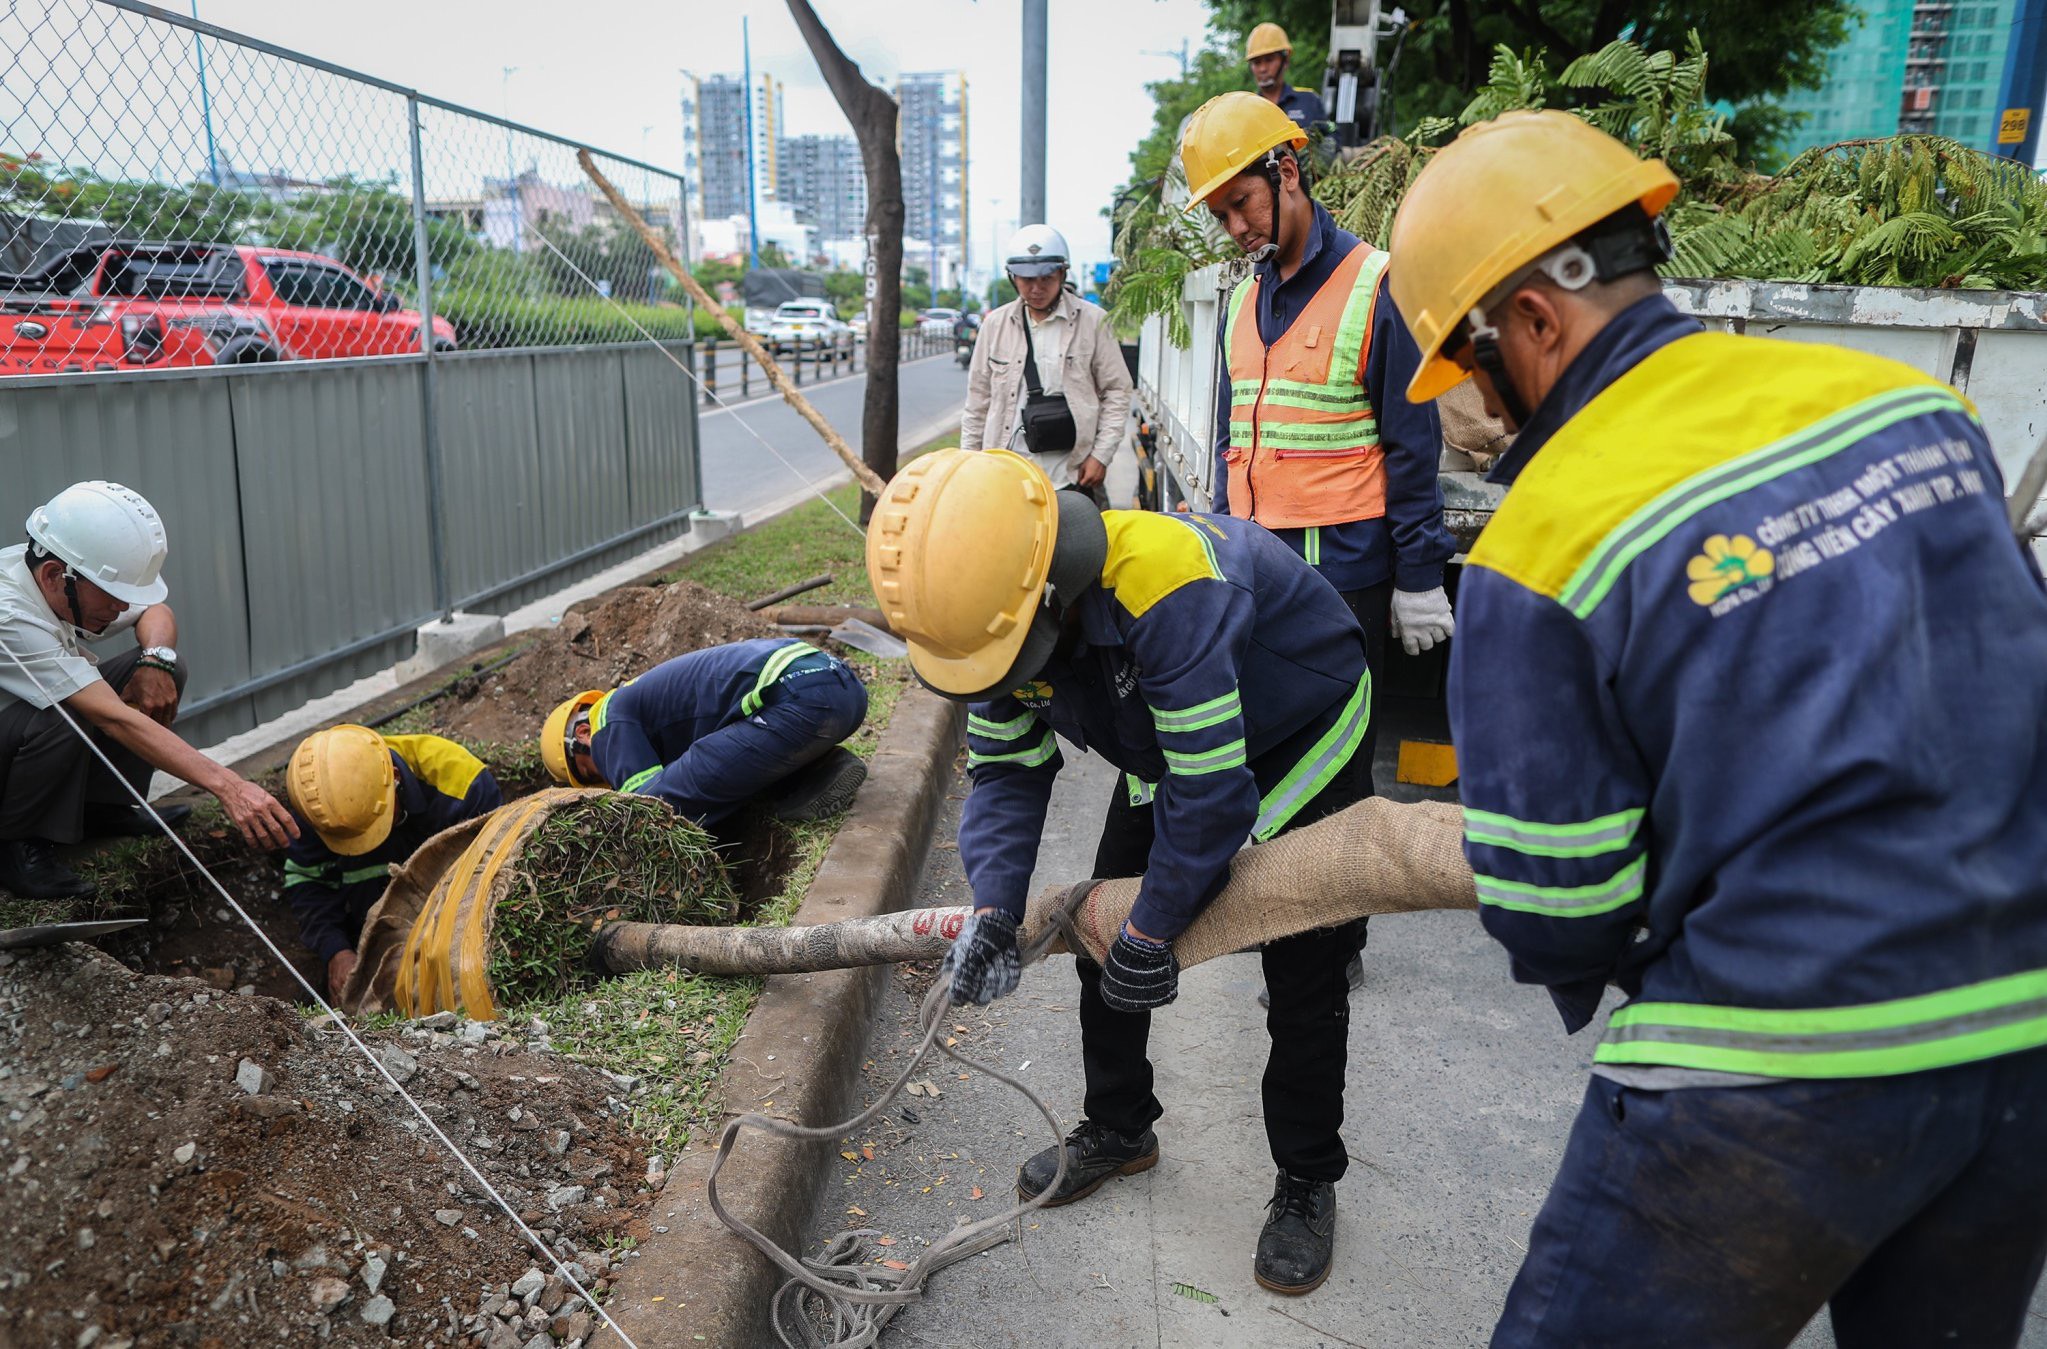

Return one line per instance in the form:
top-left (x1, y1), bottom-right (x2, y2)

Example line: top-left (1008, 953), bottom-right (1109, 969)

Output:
top-left (961, 225), bottom-right (1133, 497)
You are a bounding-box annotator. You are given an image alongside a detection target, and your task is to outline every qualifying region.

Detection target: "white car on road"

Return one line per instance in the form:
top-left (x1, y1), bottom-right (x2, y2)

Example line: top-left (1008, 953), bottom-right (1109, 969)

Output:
top-left (768, 300), bottom-right (853, 355)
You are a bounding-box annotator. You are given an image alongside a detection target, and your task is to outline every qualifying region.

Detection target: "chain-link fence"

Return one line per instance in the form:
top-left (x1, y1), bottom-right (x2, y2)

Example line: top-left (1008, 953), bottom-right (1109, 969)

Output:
top-left (1, 0), bottom-right (692, 374)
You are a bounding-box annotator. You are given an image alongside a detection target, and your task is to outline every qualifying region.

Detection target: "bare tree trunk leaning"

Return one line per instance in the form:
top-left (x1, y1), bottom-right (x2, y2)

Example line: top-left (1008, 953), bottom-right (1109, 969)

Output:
top-left (787, 0), bottom-right (905, 519)
top-left (577, 151), bottom-right (885, 497)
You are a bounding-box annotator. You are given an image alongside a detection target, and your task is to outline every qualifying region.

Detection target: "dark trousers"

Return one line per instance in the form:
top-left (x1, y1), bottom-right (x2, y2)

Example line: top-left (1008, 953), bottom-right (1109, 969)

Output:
top-left (1493, 1049), bottom-right (2047, 1348)
top-left (0, 648), bottom-right (185, 844)
top-left (1077, 747), bottom-right (1372, 1182)
top-left (667, 660), bottom-right (868, 827)
top-left (1336, 579), bottom-right (1391, 789)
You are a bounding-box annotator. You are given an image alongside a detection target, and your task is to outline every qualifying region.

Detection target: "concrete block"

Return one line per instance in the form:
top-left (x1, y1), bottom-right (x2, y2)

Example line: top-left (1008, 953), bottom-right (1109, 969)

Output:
top-left (395, 611), bottom-right (506, 682)
top-left (688, 507), bottom-right (741, 544)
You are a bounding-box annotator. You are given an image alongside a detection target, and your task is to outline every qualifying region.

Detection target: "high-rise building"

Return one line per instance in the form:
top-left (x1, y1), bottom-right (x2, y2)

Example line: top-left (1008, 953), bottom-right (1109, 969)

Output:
top-left (690, 71), bottom-right (785, 225)
top-left (1777, 0), bottom-right (2024, 156)
top-left (897, 71), bottom-right (970, 288)
top-left (779, 134), bottom-right (868, 245)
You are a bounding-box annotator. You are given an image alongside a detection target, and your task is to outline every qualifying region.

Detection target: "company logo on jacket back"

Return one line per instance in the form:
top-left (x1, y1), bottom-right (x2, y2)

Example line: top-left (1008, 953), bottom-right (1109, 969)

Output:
top-left (1686, 437), bottom-right (1993, 618)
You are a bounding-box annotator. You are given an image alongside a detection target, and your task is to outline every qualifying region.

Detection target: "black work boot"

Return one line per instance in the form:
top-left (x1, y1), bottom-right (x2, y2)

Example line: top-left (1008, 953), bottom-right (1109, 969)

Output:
top-left (84, 803), bottom-right (191, 838)
top-left (769, 748), bottom-right (867, 823)
top-left (1255, 1169), bottom-right (1338, 1294)
top-left (0, 839), bottom-right (95, 900)
top-left (1017, 1119), bottom-right (1159, 1207)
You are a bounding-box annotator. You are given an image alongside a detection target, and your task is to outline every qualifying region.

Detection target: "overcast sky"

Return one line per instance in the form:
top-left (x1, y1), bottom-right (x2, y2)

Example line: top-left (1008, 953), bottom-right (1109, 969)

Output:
top-left (182, 0), bottom-right (1220, 276)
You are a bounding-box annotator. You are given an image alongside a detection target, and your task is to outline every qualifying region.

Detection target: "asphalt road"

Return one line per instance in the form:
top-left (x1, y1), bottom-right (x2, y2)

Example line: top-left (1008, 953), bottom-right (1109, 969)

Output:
top-left (695, 350), bottom-right (967, 520)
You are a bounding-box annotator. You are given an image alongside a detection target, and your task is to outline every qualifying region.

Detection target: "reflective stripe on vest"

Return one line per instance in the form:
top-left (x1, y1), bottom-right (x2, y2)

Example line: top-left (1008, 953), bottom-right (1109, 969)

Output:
top-left (1224, 245), bottom-right (1393, 529)
top-left (740, 641), bottom-right (823, 717)
top-left (284, 858), bottom-right (391, 889)
top-left (1593, 967), bottom-right (2047, 1079)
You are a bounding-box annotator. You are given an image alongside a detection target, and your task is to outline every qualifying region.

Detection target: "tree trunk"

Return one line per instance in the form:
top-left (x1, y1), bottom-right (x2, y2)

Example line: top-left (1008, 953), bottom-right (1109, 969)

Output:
top-left (787, 0), bottom-right (905, 518)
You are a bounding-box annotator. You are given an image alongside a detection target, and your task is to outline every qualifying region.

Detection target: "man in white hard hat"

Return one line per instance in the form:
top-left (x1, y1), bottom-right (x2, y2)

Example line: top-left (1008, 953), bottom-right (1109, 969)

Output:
top-left (961, 224), bottom-right (1133, 503)
top-left (0, 481), bottom-right (297, 900)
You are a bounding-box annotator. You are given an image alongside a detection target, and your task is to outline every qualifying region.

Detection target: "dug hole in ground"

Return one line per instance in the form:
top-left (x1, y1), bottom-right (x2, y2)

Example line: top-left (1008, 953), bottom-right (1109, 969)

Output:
top-left (0, 481), bottom-right (920, 1349)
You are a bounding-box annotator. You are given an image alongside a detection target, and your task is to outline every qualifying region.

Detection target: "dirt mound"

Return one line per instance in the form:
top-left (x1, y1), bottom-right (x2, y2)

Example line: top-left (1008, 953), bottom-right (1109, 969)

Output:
top-left (0, 944), bottom-right (658, 1348)
top-left (434, 581), bottom-right (779, 745)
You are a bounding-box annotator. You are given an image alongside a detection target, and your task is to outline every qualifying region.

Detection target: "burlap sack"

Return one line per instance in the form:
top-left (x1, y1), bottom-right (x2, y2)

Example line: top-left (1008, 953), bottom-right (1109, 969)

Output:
top-left (338, 786), bottom-right (606, 1017)
top-left (1025, 795), bottom-right (1475, 964)
top-left (1438, 377), bottom-right (1513, 470)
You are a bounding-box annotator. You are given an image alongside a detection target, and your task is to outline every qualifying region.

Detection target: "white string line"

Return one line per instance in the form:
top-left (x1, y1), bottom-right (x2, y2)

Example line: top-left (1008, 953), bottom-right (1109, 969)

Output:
top-left (524, 221), bottom-right (871, 540)
top-left (0, 633), bottom-right (642, 1349)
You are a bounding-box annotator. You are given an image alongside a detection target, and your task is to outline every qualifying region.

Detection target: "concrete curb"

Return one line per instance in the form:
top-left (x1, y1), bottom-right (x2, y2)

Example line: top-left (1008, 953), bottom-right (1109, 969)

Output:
top-left (597, 689), bottom-right (963, 1349)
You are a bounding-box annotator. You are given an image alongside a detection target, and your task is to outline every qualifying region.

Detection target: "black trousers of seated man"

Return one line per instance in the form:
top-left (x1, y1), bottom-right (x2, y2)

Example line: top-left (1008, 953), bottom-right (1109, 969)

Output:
top-left (1077, 743), bottom-right (1372, 1183)
top-left (0, 649), bottom-right (188, 845)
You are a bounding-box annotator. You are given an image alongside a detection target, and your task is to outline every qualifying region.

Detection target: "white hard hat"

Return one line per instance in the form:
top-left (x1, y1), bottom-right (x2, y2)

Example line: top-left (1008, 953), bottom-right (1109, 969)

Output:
top-left (26, 481), bottom-right (170, 607)
top-left (1004, 224), bottom-right (1071, 278)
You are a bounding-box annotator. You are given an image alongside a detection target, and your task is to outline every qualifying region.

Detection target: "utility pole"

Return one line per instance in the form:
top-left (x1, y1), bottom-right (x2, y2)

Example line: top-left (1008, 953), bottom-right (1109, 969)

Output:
top-left (1989, 0), bottom-right (2047, 165)
top-left (743, 16), bottom-right (762, 268)
top-left (501, 66), bottom-right (522, 252)
top-left (1020, 0), bottom-right (1047, 226)
top-left (190, 1), bottom-right (219, 187)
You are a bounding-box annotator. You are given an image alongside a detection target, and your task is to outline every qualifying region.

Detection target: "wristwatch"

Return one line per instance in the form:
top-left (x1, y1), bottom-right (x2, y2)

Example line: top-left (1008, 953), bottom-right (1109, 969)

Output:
top-left (140, 645), bottom-right (179, 669)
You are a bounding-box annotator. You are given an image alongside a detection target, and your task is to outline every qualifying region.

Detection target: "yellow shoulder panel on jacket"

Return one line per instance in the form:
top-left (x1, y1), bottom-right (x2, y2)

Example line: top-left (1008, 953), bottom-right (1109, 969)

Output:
top-left (1469, 332), bottom-right (1959, 603)
top-left (385, 733), bottom-right (488, 801)
top-left (1100, 511), bottom-right (1225, 618)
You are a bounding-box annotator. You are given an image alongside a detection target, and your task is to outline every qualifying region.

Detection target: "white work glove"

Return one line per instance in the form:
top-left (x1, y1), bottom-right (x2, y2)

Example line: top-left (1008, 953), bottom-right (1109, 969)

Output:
top-left (1389, 585), bottom-right (1455, 656)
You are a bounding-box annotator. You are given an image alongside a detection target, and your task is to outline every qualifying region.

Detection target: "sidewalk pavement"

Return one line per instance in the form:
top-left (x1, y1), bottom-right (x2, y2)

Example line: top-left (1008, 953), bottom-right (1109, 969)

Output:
top-left (806, 749), bottom-right (2047, 1349)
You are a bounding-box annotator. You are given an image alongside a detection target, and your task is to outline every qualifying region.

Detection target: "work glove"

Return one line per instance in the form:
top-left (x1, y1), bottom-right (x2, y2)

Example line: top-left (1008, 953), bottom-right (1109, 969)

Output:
top-left (940, 909), bottom-right (1021, 1006)
top-left (1389, 585), bottom-right (1455, 656)
top-left (1098, 926), bottom-right (1179, 1013)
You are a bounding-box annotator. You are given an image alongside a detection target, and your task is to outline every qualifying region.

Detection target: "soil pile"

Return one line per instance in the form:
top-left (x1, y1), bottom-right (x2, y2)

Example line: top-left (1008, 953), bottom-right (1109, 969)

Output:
top-left (434, 581), bottom-right (779, 745)
top-left (0, 944), bottom-right (659, 1348)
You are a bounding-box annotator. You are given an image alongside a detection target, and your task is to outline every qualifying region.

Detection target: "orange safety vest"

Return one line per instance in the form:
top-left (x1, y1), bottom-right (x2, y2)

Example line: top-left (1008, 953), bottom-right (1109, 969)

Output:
top-left (1223, 244), bottom-right (1392, 530)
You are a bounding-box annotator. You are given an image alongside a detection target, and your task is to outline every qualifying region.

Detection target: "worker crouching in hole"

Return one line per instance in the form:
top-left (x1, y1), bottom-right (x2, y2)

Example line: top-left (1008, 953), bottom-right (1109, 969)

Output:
top-left (539, 638), bottom-right (869, 831)
top-left (283, 725), bottom-right (502, 998)
top-left (869, 448), bottom-right (1374, 1297)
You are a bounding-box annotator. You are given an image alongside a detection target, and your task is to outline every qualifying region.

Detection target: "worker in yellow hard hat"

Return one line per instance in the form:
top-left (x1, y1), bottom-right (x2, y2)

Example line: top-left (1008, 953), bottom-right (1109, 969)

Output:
top-left (539, 638), bottom-right (868, 829)
top-left (1390, 109), bottom-right (2047, 1343)
top-left (1179, 91), bottom-right (1455, 790)
top-left (1243, 21), bottom-right (1327, 132)
top-left (282, 725), bottom-right (502, 997)
top-left (871, 448), bottom-right (1375, 1296)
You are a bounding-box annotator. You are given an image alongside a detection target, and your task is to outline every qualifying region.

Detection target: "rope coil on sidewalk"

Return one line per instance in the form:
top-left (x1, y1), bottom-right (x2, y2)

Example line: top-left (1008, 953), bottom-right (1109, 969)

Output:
top-left (707, 882), bottom-right (1097, 1349)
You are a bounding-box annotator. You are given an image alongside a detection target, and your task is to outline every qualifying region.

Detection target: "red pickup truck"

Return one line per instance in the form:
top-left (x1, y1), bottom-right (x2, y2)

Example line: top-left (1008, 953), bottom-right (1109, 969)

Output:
top-left (1, 241), bottom-right (457, 376)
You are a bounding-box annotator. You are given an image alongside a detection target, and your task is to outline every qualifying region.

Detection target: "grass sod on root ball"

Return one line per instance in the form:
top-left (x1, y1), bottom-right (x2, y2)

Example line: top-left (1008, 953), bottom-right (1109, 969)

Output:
top-left (484, 792), bottom-right (738, 1003)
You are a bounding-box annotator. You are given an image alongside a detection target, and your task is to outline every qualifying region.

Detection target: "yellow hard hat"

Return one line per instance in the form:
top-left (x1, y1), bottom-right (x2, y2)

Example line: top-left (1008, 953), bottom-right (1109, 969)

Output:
top-left (1245, 22), bottom-right (1291, 60)
top-left (286, 724), bottom-right (397, 856)
top-left (867, 449), bottom-right (1059, 697)
top-left (541, 690), bottom-right (606, 785)
top-left (1179, 91), bottom-right (1309, 210)
top-left (1388, 110), bottom-right (1680, 405)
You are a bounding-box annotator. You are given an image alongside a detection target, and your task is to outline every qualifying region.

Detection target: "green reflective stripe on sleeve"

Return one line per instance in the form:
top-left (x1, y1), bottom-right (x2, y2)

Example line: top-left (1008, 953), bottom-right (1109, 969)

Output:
top-left (1463, 806), bottom-right (1644, 859)
top-left (1330, 249), bottom-right (1390, 380)
top-left (968, 710), bottom-right (1038, 741)
top-left (1594, 968), bottom-right (2047, 1079)
top-left (1150, 690), bottom-right (1242, 734)
top-left (620, 766), bottom-right (661, 794)
top-left (740, 641), bottom-right (822, 717)
top-left (1126, 773), bottom-right (1155, 807)
top-left (1559, 388), bottom-right (1963, 619)
top-left (1252, 669), bottom-right (1371, 839)
top-left (1304, 526), bottom-right (1321, 566)
top-left (1162, 739), bottom-right (1248, 776)
top-left (284, 859), bottom-right (385, 888)
top-left (1474, 854), bottom-right (1646, 918)
top-left (967, 729), bottom-right (1059, 769)
top-left (588, 689), bottom-right (615, 735)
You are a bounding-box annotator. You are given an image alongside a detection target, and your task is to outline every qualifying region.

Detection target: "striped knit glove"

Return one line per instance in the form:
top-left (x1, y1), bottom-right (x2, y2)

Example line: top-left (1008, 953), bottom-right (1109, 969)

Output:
top-left (1099, 927), bottom-right (1179, 1012)
top-left (941, 909), bottom-right (1021, 1006)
